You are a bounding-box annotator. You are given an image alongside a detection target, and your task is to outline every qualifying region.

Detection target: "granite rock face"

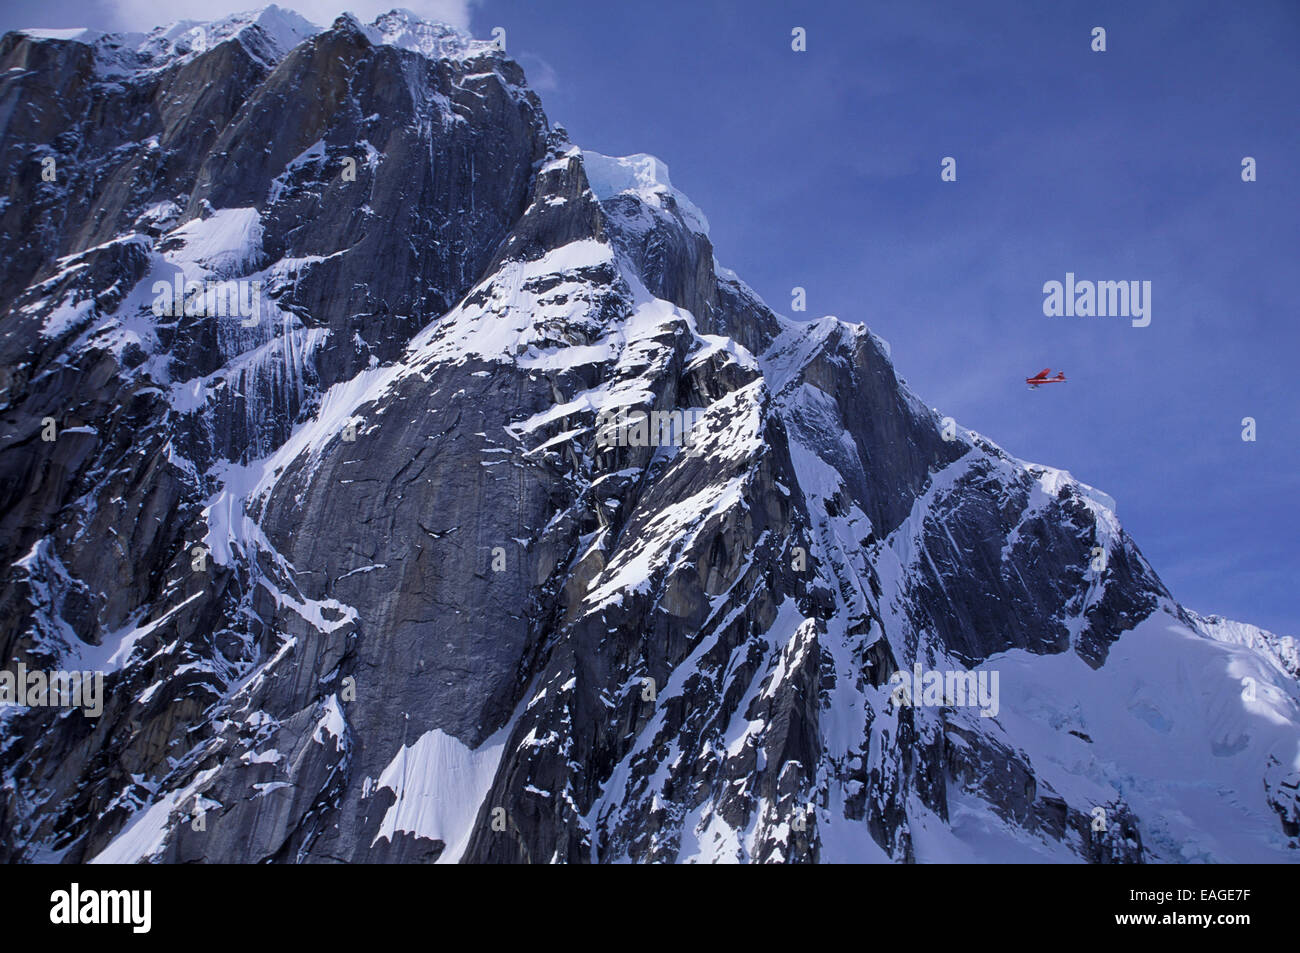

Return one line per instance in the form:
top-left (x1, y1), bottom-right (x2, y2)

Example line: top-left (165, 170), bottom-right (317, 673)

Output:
top-left (0, 10), bottom-right (1296, 864)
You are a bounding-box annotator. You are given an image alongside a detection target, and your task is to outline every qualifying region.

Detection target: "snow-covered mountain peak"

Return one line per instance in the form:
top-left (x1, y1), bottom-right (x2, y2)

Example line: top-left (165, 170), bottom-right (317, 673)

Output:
top-left (360, 8), bottom-right (500, 62)
top-left (582, 151), bottom-right (711, 235)
top-left (137, 6), bottom-right (320, 59)
top-left (18, 5), bottom-right (321, 74)
top-left (2, 6), bottom-right (1296, 865)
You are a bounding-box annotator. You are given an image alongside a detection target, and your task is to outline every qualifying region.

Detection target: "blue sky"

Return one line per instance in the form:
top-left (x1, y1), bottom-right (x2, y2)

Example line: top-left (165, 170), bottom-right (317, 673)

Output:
top-left (4, 1), bottom-right (1297, 634)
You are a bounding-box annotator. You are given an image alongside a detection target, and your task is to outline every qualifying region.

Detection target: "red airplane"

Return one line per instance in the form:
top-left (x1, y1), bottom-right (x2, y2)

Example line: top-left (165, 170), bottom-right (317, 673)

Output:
top-left (1025, 368), bottom-right (1067, 389)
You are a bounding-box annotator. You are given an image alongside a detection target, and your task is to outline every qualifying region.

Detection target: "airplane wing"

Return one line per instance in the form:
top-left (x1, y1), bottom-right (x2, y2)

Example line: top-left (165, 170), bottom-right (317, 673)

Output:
top-left (1029, 368), bottom-right (1050, 381)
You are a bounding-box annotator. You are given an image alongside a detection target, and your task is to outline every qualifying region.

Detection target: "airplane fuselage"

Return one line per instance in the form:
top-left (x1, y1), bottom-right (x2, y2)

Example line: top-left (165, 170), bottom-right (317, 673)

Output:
top-left (1026, 369), bottom-right (1067, 388)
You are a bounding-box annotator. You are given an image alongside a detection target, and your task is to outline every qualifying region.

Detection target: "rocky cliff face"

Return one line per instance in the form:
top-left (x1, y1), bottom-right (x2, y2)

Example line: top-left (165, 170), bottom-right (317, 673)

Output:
top-left (1, 9), bottom-right (1296, 864)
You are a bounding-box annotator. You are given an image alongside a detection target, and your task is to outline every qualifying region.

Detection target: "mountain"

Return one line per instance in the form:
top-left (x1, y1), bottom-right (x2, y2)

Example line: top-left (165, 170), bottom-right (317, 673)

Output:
top-left (0, 8), bottom-right (1295, 864)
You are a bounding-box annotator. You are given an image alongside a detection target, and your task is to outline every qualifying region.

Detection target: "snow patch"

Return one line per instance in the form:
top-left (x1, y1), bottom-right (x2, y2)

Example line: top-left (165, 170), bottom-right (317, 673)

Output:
top-left (370, 724), bottom-right (509, 863)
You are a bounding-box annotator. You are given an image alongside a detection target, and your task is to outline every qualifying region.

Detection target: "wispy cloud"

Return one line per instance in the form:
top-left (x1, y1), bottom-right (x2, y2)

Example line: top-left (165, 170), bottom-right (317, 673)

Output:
top-left (515, 51), bottom-right (558, 92)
